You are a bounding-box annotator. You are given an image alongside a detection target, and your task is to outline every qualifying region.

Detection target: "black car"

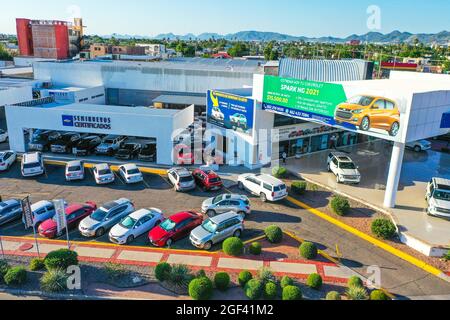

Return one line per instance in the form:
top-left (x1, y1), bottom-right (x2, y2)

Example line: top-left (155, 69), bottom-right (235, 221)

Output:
top-left (28, 130), bottom-right (61, 152)
top-left (138, 144), bottom-right (157, 162)
top-left (115, 143), bottom-right (142, 160)
top-left (50, 133), bottom-right (84, 154)
top-left (73, 136), bottom-right (102, 156)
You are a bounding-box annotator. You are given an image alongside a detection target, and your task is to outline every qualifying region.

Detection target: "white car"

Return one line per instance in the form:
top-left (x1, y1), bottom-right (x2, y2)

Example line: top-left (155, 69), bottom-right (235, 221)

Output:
top-left (167, 167), bottom-right (196, 192)
top-left (109, 208), bottom-right (164, 245)
top-left (406, 140), bottom-right (432, 152)
top-left (0, 129), bottom-right (8, 143)
top-left (211, 107), bottom-right (225, 121)
top-left (21, 152), bottom-right (45, 177)
top-left (93, 163), bottom-right (115, 185)
top-left (327, 152), bottom-right (361, 184)
top-left (65, 160), bottom-right (85, 181)
top-left (426, 177), bottom-right (450, 219)
top-left (237, 173), bottom-right (288, 202)
top-left (118, 164), bottom-right (143, 184)
top-left (0, 150), bottom-right (17, 171)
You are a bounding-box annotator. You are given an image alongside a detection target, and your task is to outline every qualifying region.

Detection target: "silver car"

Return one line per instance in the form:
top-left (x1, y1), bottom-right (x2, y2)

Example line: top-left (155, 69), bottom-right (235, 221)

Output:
top-left (190, 212), bottom-right (244, 250)
top-left (79, 198), bottom-right (135, 237)
top-left (167, 167), bottom-right (196, 192)
top-left (201, 194), bottom-right (251, 218)
top-left (0, 199), bottom-right (22, 226)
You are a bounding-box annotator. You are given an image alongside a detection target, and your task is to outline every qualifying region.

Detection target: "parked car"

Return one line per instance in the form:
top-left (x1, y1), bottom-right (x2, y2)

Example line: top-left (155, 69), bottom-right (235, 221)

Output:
top-left (28, 130), bottom-right (61, 152)
top-left (426, 178), bottom-right (450, 219)
top-left (93, 163), bottom-right (115, 185)
top-left (230, 113), bottom-right (248, 129)
top-left (50, 132), bottom-right (83, 154)
top-left (38, 202), bottom-right (97, 239)
top-left (96, 135), bottom-right (127, 156)
top-left (327, 152), bottom-right (361, 184)
top-left (73, 135), bottom-right (102, 156)
top-left (201, 194), bottom-right (251, 218)
top-left (0, 129), bottom-right (8, 143)
top-left (109, 208), bottom-right (164, 245)
top-left (167, 167), bottom-right (196, 192)
top-left (193, 167), bottom-right (223, 191)
top-left (21, 152), bottom-right (45, 177)
top-left (65, 160), bottom-right (85, 181)
top-left (79, 198), bottom-right (135, 237)
top-left (0, 199), bottom-right (23, 226)
top-left (138, 144), bottom-right (157, 162)
top-left (0, 150), bottom-right (17, 171)
top-left (148, 211), bottom-right (203, 247)
top-left (115, 143), bottom-right (141, 160)
top-left (211, 107), bottom-right (225, 121)
top-left (118, 164), bottom-right (143, 184)
top-left (23, 200), bottom-right (68, 229)
top-left (406, 140), bottom-right (432, 152)
top-left (237, 173), bottom-right (288, 202)
top-left (190, 212), bottom-right (244, 250)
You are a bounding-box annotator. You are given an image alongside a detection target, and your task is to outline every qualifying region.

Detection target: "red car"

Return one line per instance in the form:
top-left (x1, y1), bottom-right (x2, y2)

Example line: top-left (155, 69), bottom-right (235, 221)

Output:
top-left (193, 168), bottom-right (223, 191)
top-left (38, 202), bottom-right (97, 239)
top-left (148, 211), bottom-right (203, 247)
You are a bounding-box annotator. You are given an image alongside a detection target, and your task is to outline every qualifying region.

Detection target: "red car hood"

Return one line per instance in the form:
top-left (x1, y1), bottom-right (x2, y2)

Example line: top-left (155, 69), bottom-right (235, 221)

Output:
top-left (149, 225), bottom-right (169, 240)
top-left (40, 219), bottom-right (57, 232)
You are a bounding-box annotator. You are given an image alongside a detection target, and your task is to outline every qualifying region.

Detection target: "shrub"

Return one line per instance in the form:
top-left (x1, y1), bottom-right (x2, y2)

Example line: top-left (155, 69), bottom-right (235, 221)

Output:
top-left (44, 249), bottom-right (78, 270)
top-left (223, 237), bottom-right (244, 256)
top-left (444, 250), bottom-right (450, 261)
top-left (29, 258), bottom-right (46, 271)
top-left (299, 242), bottom-right (318, 260)
top-left (371, 218), bottom-right (397, 239)
top-left (214, 272), bottom-right (230, 291)
top-left (245, 279), bottom-right (264, 300)
top-left (257, 267), bottom-right (276, 284)
top-left (104, 262), bottom-right (127, 281)
top-left (189, 277), bottom-right (213, 300)
top-left (168, 264), bottom-right (194, 288)
top-left (346, 285), bottom-right (369, 300)
top-left (282, 285), bottom-right (302, 300)
top-left (155, 262), bottom-right (172, 282)
top-left (264, 225), bottom-right (283, 244)
top-left (196, 269), bottom-right (207, 278)
top-left (264, 281), bottom-right (278, 300)
top-left (272, 166), bottom-right (288, 178)
top-left (370, 289), bottom-right (390, 300)
top-left (306, 273), bottom-right (322, 290)
top-left (40, 269), bottom-right (68, 292)
top-left (280, 276), bottom-right (294, 289)
top-left (238, 270), bottom-right (253, 287)
top-left (4, 267), bottom-right (27, 286)
top-left (330, 196), bottom-right (350, 216)
top-left (326, 291), bottom-right (341, 300)
top-left (0, 260), bottom-right (10, 280)
top-left (348, 276), bottom-right (364, 288)
top-left (291, 181), bottom-right (307, 195)
top-left (249, 242), bottom-right (262, 255)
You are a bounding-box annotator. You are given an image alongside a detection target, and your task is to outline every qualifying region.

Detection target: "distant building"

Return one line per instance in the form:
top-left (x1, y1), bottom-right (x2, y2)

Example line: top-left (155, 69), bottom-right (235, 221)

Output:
top-left (89, 44), bottom-right (145, 59)
top-left (347, 39), bottom-right (361, 46)
top-left (212, 52), bottom-right (232, 59)
top-left (136, 44), bottom-right (166, 57)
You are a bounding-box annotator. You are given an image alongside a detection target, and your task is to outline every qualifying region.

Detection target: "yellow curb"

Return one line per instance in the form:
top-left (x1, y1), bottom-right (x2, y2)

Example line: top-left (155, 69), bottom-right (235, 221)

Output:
top-left (286, 196), bottom-right (445, 278)
top-left (243, 235), bottom-right (267, 245)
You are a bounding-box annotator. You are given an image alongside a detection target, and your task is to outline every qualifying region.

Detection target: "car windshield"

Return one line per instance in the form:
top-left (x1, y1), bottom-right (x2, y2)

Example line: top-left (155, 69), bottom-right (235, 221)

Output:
top-left (120, 216), bottom-right (136, 229)
top-left (202, 219), bottom-right (217, 233)
top-left (90, 208), bottom-right (108, 221)
top-left (68, 166), bottom-right (81, 172)
top-left (340, 162), bottom-right (357, 169)
top-left (160, 218), bottom-right (176, 232)
top-left (433, 190), bottom-right (450, 201)
top-left (127, 169), bottom-right (140, 175)
top-left (209, 177), bottom-right (221, 183)
top-left (180, 176), bottom-right (193, 183)
top-left (98, 169), bottom-right (111, 175)
top-left (347, 96), bottom-right (375, 106)
top-left (23, 163), bottom-right (40, 169)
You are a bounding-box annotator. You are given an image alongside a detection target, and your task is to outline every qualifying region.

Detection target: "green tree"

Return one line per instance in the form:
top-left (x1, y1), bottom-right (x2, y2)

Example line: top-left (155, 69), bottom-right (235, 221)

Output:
top-left (228, 42), bottom-right (249, 57)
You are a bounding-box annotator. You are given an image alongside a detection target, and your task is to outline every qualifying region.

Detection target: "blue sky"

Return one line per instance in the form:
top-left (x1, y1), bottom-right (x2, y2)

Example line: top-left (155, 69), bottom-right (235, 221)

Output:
top-left (1, 0), bottom-right (449, 37)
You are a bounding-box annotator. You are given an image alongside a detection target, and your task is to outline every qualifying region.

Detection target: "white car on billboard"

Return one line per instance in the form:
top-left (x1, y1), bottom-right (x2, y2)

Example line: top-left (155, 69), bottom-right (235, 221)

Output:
top-left (211, 107), bottom-right (225, 121)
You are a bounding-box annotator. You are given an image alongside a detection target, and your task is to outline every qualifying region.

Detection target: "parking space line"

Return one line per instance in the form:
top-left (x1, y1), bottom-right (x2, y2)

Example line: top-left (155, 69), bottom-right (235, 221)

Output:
top-left (114, 171), bottom-right (126, 185)
top-left (142, 178), bottom-right (151, 189)
top-left (0, 221), bottom-right (24, 232)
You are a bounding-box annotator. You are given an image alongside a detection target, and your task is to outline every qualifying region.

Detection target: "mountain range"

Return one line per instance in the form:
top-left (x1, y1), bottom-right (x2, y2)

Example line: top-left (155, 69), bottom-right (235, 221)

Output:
top-left (102, 30), bottom-right (450, 44)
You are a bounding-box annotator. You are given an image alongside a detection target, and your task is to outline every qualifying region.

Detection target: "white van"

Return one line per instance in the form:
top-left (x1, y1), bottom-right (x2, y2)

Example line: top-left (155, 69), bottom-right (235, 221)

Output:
top-left (238, 173), bottom-right (288, 202)
top-left (21, 152), bottom-right (45, 177)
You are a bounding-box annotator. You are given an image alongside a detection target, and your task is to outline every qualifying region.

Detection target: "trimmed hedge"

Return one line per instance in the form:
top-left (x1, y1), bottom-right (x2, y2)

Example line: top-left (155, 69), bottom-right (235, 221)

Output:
top-left (30, 258), bottom-right (46, 271)
top-left (0, 260), bottom-right (10, 280)
top-left (370, 289), bottom-right (390, 300)
top-left (40, 269), bottom-right (68, 292)
top-left (280, 276), bottom-right (294, 289)
top-left (4, 266), bottom-right (27, 286)
top-left (330, 196), bottom-right (350, 216)
top-left (223, 237), bottom-right (244, 256)
top-left (326, 291), bottom-right (342, 300)
top-left (189, 277), bottom-right (214, 300)
top-left (348, 276), bottom-right (364, 288)
top-left (272, 166), bottom-right (288, 179)
top-left (264, 225), bottom-right (283, 244)
top-left (282, 285), bottom-right (302, 300)
top-left (214, 272), bottom-right (230, 291)
top-left (238, 270), bottom-right (253, 288)
top-left (44, 249), bottom-right (78, 270)
top-left (444, 250), bottom-right (450, 261)
top-left (306, 273), bottom-right (322, 290)
top-left (245, 279), bottom-right (264, 300)
top-left (249, 242), bottom-right (262, 255)
top-left (291, 181), bottom-right (307, 195)
top-left (264, 281), bottom-right (278, 300)
top-left (155, 262), bottom-right (172, 282)
top-left (371, 218), bottom-right (397, 239)
top-left (299, 242), bottom-right (318, 260)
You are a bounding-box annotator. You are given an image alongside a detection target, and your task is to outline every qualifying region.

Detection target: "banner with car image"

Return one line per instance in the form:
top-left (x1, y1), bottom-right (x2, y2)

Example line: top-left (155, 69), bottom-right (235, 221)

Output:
top-left (207, 90), bottom-right (254, 137)
top-left (262, 75), bottom-right (408, 142)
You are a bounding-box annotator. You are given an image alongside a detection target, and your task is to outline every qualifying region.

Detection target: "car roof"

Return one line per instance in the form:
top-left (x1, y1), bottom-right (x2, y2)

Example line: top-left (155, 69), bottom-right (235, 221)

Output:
top-left (23, 152), bottom-right (40, 163)
top-left (210, 211), bottom-right (240, 224)
top-left (130, 208), bottom-right (161, 219)
top-left (122, 163), bottom-right (139, 170)
top-left (253, 173), bottom-right (285, 186)
top-left (67, 160), bottom-right (82, 167)
top-left (197, 168), bottom-right (219, 177)
top-left (65, 203), bottom-right (85, 214)
top-left (95, 163), bottom-right (110, 170)
top-left (218, 194), bottom-right (247, 201)
top-left (433, 178), bottom-right (450, 190)
top-left (170, 211), bottom-right (197, 223)
top-left (31, 200), bottom-right (52, 208)
top-left (101, 198), bottom-right (130, 210)
top-left (104, 135), bottom-right (121, 140)
top-left (171, 167), bottom-right (191, 177)
top-left (0, 199), bottom-right (20, 207)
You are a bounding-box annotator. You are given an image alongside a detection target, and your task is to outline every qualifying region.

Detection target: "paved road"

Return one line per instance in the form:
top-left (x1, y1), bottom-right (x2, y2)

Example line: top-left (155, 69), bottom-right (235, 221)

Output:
top-left (0, 292), bottom-right (42, 300)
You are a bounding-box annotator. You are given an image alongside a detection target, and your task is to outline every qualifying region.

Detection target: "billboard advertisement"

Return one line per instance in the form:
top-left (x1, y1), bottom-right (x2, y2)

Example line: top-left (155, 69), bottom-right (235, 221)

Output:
top-left (207, 90), bottom-right (254, 137)
top-left (262, 76), bottom-right (408, 142)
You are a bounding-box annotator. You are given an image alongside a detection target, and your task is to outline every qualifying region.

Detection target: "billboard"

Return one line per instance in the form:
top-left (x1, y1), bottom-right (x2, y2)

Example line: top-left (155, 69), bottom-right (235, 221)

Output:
top-left (262, 76), bottom-right (408, 142)
top-left (207, 90), bottom-right (254, 137)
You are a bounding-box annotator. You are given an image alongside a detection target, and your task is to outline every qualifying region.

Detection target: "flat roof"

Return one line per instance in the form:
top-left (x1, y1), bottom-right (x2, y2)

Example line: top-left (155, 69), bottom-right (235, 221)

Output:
top-left (0, 78), bottom-right (39, 89)
top-left (152, 94), bottom-right (206, 106)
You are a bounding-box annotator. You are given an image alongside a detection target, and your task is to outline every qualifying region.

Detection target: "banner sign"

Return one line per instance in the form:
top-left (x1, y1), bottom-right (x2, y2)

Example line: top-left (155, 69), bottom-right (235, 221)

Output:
top-left (441, 112), bottom-right (450, 129)
top-left (53, 199), bottom-right (67, 234)
top-left (21, 197), bottom-right (33, 229)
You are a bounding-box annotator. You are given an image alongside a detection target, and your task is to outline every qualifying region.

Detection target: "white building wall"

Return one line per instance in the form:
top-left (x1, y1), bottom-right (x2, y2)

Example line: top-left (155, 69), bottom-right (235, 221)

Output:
top-left (0, 86), bottom-right (33, 106)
